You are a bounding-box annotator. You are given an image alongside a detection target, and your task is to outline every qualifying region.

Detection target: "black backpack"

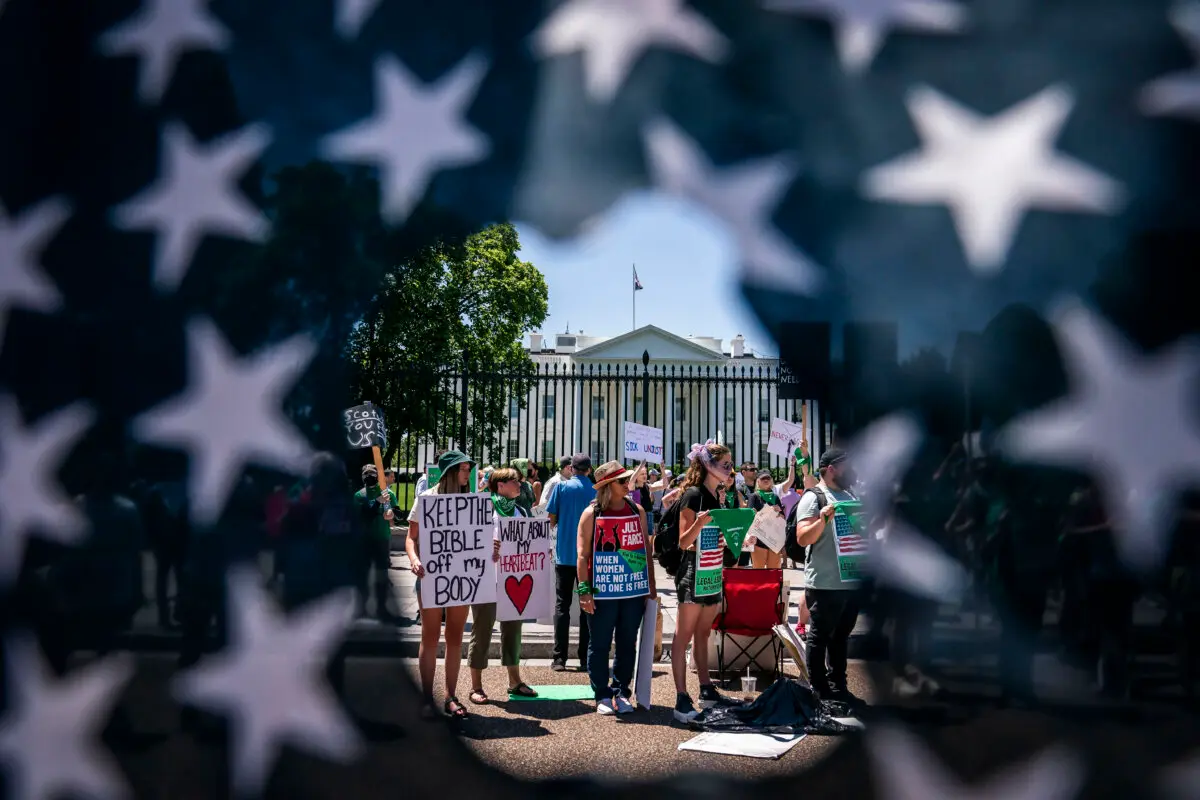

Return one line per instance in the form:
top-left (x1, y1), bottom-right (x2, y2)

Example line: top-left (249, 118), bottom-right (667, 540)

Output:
top-left (654, 499), bottom-right (685, 576)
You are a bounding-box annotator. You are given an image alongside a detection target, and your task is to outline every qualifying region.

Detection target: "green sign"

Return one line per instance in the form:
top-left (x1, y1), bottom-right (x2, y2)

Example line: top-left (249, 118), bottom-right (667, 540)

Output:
top-left (708, 508), bottom-right (756, 561)
top-left (426, 463), bottom-right (478, 493)
top-left (831, 500), bottom-right (867, 583)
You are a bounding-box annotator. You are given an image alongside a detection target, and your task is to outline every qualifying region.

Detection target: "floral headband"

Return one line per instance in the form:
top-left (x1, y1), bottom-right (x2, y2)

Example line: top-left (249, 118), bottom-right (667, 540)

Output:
top-left (686, 440), bottom-right (717, 466)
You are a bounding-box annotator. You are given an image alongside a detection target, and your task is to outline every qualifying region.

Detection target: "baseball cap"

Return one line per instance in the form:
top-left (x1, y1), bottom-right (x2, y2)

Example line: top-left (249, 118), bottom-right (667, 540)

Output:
top-left (819, 448), bottom-right (849, 469)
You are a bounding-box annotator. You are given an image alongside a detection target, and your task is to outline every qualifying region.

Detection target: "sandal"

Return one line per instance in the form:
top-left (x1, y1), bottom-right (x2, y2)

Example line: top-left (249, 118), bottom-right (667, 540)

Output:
top-left (444, 696), bottom-right (468, 719)
top-left (468, 689), bottom-right (489, 704)
top-left (508, 682), bottom-right (538, 698)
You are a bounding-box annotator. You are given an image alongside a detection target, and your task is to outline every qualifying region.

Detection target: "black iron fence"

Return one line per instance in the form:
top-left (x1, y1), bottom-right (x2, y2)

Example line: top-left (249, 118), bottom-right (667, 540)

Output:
top-left (388, 355), bottom-right (828, 485)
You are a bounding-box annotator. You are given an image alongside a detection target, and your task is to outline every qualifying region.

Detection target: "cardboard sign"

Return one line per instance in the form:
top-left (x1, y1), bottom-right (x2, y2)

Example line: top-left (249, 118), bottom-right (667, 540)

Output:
top-left (708, 508), bottom-right (756, 561)
top-left (767, 417), bottom-right (805, 459)
top-left (343, 404), bottom-right (387, 449)
top-left (832, 500), bottom-right (867, 583)
top-left (496, 515), bottom-right (554, 621)
top-left (694, 525), bottom-right (723, 597)
top-left (592, 511), bottom-right (650, 599)
top-left (748, 505), bottom-right (787, 553)
top-left (416, 495), bottom-right (497, 608)
top-left (623, 421), bottom-right (664, 464)
top-left (634, 598), bottom-right (658, 710)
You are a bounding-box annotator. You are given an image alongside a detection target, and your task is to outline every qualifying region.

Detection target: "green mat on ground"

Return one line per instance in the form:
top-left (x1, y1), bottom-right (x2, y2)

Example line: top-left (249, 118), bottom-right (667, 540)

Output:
top-left (507, 684), bottom-right (595, 701)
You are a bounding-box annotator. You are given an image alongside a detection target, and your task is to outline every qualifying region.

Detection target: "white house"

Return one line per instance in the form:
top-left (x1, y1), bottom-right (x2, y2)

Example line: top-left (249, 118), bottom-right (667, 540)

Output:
top-left (494, 326), bottom-right (820, 470)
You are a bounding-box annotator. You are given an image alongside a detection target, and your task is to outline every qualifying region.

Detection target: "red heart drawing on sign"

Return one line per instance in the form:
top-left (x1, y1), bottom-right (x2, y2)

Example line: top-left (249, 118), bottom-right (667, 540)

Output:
top-left (505, 575), bottom-right (534, 615)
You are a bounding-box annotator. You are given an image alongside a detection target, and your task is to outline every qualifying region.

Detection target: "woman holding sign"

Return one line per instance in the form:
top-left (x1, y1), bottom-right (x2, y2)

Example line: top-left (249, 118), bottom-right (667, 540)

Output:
top-left (576, 461), bottom-right (656, 716)
top-left (406, 450), bottom-right (477, 721)
top-left (466, 467), bottom-right (537, 703)
top-left (671, 441), bottom-right (735, 722)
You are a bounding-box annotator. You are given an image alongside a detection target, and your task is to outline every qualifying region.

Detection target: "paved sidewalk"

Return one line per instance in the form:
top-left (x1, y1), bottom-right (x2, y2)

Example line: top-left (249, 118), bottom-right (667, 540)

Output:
top-left (121, 544), bottom-right (871, 657)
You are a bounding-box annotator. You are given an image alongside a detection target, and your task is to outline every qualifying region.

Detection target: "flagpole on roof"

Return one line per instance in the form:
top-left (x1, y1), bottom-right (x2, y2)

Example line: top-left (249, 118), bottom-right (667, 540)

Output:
top-left (632, 263), bottom-right (636, 331)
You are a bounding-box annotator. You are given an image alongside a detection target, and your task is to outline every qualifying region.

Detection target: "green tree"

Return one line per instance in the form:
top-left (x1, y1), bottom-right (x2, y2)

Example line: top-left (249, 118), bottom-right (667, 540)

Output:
top-left (346, 221), bottom-right (549, 467)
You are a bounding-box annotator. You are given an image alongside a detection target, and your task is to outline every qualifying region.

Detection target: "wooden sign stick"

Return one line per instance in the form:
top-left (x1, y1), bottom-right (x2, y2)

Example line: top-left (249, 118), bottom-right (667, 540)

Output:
top-left (362, 400), bottom-right (386, 494)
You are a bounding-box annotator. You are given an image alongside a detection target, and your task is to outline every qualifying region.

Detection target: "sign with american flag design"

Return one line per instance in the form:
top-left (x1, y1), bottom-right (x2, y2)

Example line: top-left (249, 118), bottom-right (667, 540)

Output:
top-left (832, 500), bottom-right (868, 583)
top-left (695, 524), bottom-right (724, 597)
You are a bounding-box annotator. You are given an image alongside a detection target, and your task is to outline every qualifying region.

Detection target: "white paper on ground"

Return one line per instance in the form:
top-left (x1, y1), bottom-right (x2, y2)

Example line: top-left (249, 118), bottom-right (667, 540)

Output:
top-left (831, 716), bottom-right (865, 729)
top-left (678, 731), bottom-right (805, 759)
top-left (634, 597), bottom-right (658, 710)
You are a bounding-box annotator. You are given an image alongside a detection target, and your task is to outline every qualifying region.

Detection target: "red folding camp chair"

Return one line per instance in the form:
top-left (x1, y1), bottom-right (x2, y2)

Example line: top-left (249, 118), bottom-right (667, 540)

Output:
top-left (712, 567), bottom-right (786, 682)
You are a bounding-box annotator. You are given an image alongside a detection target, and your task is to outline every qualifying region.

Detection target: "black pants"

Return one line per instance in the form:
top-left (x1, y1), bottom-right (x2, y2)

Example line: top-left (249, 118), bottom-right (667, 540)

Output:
top-left (357, 536), bottom-right (393, 616)
top-left (993, 578), bottom-right (1048, 701)
top-left (153, 546), bottom-right (185, 627)
top-left (1091, 577), bottom-right (1139, 698)
top-left (553, 565), bottom-right (590, 665)
top-left (805, 588), bottom-right (861, 694)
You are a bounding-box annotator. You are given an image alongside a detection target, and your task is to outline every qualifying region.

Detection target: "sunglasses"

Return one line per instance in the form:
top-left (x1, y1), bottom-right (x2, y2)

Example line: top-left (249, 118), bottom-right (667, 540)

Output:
top-left (717, 462), bottom-right (734, 470)
top-left (615, 477), bottom-right (630, 486)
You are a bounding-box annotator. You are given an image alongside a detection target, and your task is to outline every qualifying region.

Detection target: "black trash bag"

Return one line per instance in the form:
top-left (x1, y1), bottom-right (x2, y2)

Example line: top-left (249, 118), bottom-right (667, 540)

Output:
top-left (689, 678), bottom-right (861, 735)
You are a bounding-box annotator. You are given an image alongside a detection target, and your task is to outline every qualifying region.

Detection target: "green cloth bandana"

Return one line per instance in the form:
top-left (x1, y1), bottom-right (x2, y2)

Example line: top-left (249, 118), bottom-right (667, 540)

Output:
top-left (756, 489), bottom-right (780, 505)
top-left (491, 493), bottom-right (517, 517)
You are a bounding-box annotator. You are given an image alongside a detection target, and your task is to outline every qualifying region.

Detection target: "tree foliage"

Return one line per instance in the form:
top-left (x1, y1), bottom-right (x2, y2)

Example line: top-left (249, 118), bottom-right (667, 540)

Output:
top-left (345, 220), bottom-right (549, 467)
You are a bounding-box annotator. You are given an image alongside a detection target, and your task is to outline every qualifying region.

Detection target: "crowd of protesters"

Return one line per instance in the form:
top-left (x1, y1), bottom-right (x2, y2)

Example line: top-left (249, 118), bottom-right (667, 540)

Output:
top-left (13, 432), bottom-right (1200, 732)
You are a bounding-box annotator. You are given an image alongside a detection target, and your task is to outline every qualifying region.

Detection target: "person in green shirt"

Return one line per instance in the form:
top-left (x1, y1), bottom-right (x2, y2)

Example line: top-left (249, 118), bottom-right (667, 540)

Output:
top-left (355, 464), bottom-right (400, 623)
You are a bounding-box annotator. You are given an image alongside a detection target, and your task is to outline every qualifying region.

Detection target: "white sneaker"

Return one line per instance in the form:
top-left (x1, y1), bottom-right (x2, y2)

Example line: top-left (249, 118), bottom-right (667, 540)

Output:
top-left (614, 695), bottom-right (635, 714)
top-left (596, 698), bottom-right (617, 715)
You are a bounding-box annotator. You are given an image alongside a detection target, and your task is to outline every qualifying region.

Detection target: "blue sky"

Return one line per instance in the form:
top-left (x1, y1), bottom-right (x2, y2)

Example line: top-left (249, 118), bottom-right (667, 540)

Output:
top-left (515, 192), bottom-right (779, 357)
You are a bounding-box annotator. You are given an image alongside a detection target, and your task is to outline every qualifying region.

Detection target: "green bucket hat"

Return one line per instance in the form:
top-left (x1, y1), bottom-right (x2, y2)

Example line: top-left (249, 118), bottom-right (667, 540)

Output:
top-left (438, 450), bottom-right (475, 473)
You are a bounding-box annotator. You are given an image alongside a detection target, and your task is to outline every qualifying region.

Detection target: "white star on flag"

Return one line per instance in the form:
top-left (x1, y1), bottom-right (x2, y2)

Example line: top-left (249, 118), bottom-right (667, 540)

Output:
top-left (530, 0), bottom-right (728, 103)
top-left (867, 724), bottom-right (1084, 800)
top-left (850, 413), bottom-right (968, 603)
top-left (321, 54), bottom-right (491, 225)
top-left (97, 0), bottom-right (231, 104)
top-left (1161, 752), bottom-right (1200, 799)
top-left (0, 197), bottom-right (71, 351)
top-left (112, 122), bottom-right (271, 292)
top-left (763, 0), bottom-right (967, 74)
top-left (861, 84), bottom-right (1125, 274)
top-left (996, 298), bottom-right (1200, 574)
top-left (642, 117), bottom-right (824, 295)
top-left (334, 0), bottom-right (382, 38)
top-left (1139, 2), bottom-right (1200, 120)
top-left (0, 636), bottom-right (134, 800)
top-left (173, 567), bottom-right (361, 795)
top-left (131, 318), bottom-right (315, 527)
top-left (0, 396), bottom-right (93, 586)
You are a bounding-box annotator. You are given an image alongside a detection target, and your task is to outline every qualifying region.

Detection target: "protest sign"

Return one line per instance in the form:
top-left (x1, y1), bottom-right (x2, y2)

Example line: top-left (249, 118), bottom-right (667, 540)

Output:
top-left (496, 515), bottom-right (554, 621)
top-left (747, 506), bottom-right (787, 553)
top-left (832, 500), bottom-right (867, 583)
top-left (344, 402), bottom-right (389, 496)
top-left (623, 421), bottom-right (664, 464)
top-left (708, 508), bottom-right (756, 561)
top-left (343, 403), bottom-right (387, 450)
top-left (634, 598), bottom-right (658, 710)
top-left (767, 417), bottom-right (805, 459)
top-left (592, 511), bottom-right (650, 599)
top-left (417, 495), bottom-right (497, 608)
top-left (694, 525), bottom-right (723, 597)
